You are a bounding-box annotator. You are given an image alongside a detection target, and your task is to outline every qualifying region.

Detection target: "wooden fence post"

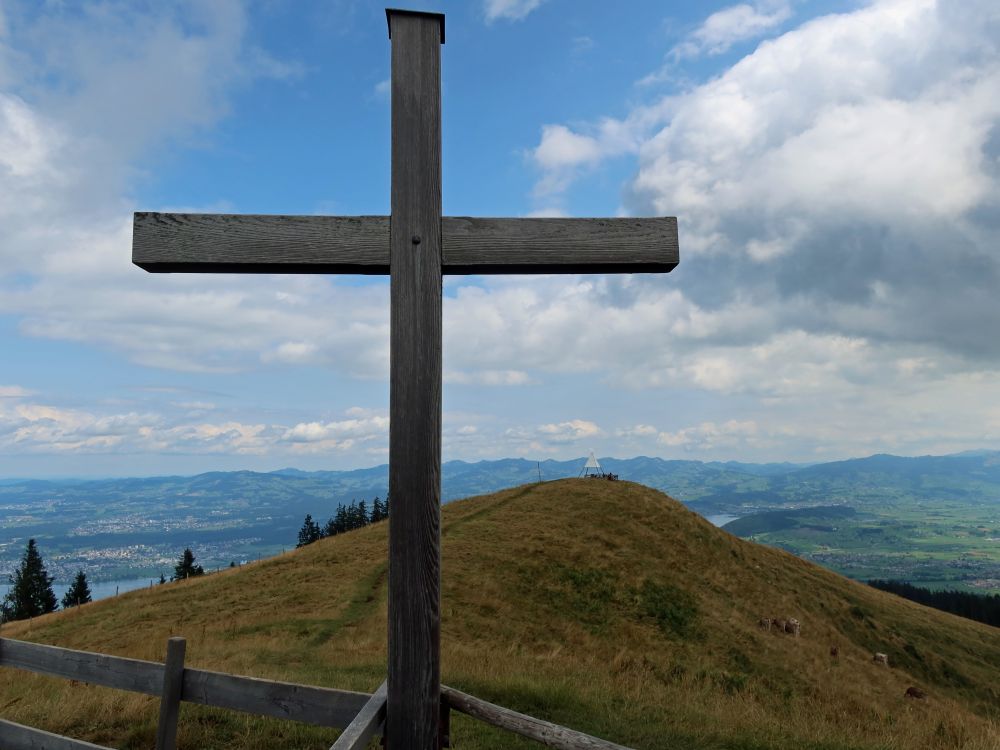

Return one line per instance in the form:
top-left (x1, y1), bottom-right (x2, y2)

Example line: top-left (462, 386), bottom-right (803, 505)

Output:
top-left (155, 637), bottom-right (186, 750)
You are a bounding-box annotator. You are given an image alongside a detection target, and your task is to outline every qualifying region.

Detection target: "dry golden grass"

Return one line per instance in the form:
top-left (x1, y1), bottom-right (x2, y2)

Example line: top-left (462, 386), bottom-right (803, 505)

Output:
top-left (1, 479), bottom-right (999, 749)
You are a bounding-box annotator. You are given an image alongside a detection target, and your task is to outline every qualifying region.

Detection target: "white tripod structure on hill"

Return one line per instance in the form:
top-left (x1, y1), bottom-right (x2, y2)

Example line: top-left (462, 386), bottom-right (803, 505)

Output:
top-left (581, 452), bottom-right (603, 477)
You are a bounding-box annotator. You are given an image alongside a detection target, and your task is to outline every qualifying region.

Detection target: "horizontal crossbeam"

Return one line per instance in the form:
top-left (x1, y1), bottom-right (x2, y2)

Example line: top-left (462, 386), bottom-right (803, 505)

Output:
top-left (132, 213), bottom-right (678, 275)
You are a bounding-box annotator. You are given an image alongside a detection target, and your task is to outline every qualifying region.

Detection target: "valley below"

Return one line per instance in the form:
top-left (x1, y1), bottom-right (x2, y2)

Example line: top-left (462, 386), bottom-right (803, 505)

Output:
top-left (2, 451), bottom-right (1000, 596)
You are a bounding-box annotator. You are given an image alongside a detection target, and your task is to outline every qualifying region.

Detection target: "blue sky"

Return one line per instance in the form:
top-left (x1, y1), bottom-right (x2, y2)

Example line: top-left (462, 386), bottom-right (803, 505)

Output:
top-left (1, 0), bottom-right (999, 477)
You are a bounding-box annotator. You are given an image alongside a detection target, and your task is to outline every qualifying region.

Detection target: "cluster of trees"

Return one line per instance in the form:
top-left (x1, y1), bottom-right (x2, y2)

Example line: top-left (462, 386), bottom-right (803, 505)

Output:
top-left (868, 579), bottom-right (1000, 628)
top-left (1, 540), bottom-right (210, 623)
top-left (1, 539), bottom-right (92, 623)
top-left (297, 496), bottom-right (389, 548)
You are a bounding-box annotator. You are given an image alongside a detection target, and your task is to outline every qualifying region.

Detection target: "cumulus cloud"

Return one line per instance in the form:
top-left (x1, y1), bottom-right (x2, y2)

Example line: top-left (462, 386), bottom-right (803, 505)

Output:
top-left (531, 119), bottom-right (644, 198)
top-left (0, 395), bottom-right (387, 458)
top-left (674, 1), bottom-right (792, 59)
top-left (0, 2), bottom-right (395, 380)
top-left (279, 413), bottom-right (389, 453)
top-left (0, 385), bottom-right (32, 399)
top-left (4, 0), bottom-right (1000, 468)
top-left (505, 0), bottom-right (1000, 459)
top-left (484, 0), bottom-right (548, 23)
top-left (500, 419), bottom-right (603, 454)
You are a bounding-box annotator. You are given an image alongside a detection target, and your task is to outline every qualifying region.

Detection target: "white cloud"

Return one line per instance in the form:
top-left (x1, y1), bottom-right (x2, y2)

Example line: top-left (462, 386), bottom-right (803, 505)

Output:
top-left (0, 395), bottom-right (387, 458)
top-left (524, 206), bottom-right (570, 218)
top-left (675, 2), bottom-right (792, 59)
top-left (445, 369), bottom-right (535, 386)
top-left (280, 413), bottom-right (389, 453)
top-left (3, 0), bottom-right (1000, 468)
top-left (616, 424), bottom-right (658, 439)
top-left (484, 0), bottom-right (548, 23)
top-left (658, 420), bottom-right (759, 451)
top-left (0, 385), bottom-right (32, 399)
top-left (531, 118), bottom-right (643, 198)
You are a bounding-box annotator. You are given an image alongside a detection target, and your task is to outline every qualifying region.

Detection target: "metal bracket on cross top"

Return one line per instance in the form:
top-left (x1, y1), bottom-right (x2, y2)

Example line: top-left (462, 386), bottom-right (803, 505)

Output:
top-left (130, 8), bottom-right (678, 750)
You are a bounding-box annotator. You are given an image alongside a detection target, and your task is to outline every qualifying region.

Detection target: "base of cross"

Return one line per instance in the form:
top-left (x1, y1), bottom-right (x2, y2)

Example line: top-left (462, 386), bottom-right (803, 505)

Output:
top-left (332, 680), bottom-right (633, 750)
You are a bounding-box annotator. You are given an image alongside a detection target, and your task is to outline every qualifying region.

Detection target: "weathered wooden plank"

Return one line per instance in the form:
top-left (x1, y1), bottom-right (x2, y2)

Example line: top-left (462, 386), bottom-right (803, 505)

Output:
top-left (443, 217), bottom-right (678, 274)
top-left (329, 680), bottom-right (387, 750)
top-left (155, 637), bottom-right (186, 750)
top-left (0, 637), bottom-right (163, 695)
top-left (0, 718), bottom-right (113, 750)
top-left (387, 9), bottom-right (443, 750)
top-left (441, 686), bottom-right (635, 750)
top-left (180, 667), bottom-right (370, 729)
top-left (132, 213), bottom-right (389, 274)
top-left (132, 214), bottom-right (678, 275)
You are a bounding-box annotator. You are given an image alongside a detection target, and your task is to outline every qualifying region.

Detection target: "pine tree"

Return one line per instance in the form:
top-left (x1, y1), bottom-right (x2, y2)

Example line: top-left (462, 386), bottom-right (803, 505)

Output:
top-left (61, 570), bottom-right (93, 609)
top-left (1, 539), bottom-right (58, 622)
top-left (297, 514), bottom-right (322, 547)
top-left (323, 516), bottom-right (335, 537)
top-left (172, 548), bottom-right (205, 581)
top-left (370, 497), bottom-right (383, 523)
top-left (334, 504), bottom-right (348, 534)
top-left (357, 500), bottom-right (368, 527)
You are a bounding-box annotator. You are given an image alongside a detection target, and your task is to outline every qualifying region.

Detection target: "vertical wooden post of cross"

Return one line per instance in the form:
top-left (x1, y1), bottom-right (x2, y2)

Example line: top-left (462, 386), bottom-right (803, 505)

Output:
top-left (386, 9), bottom-right (445, 750)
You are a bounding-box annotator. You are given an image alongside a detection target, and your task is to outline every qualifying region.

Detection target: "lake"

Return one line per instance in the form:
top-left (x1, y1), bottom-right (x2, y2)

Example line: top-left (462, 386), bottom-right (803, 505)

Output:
top-left (705, 513), bottom-right (741, 527)
top-left (3, 576), bottom-right (155, 608)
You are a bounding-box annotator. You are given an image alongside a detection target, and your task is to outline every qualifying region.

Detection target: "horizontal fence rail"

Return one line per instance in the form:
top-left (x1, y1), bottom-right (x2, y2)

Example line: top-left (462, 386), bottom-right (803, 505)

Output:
top-left (0, 718), bottom-right (114, 750)
top-left (0, 636), bottom-right (164, 695)
top-left (0, 637), bottom-right (370, 730)
top-left (181, 666), bottom-right (370, 728)
top-left (442, 685), bottom-right (634, 750)
top-left (0, 637), bottom-right (635, 750)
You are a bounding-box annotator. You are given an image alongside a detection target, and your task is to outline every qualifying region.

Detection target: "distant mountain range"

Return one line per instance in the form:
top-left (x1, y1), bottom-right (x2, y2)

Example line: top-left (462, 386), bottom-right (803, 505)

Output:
top-left (3, 451), bottom-right (999, 585)
top-left (4, 450), bottom-right (1000, 520)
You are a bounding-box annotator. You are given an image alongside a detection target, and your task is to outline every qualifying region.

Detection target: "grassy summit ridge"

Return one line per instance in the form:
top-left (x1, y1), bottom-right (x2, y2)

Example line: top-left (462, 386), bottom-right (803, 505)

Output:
top-left (1, 479), bottom-right (998, 749)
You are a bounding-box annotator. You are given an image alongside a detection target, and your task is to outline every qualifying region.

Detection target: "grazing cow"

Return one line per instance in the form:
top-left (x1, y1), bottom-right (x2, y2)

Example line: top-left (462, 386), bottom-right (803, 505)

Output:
top-left (873, 652), bottom-right (888, 665)
top-left (758, 617), bottom-right (772, 632)
top-left (829, 645), bottom-right (839, 658)
top-left (785, 618), bottom-right (801, 637)
top-left (774, 618), bottom-right (787, 633)
top-left (905, 686), bottom-right (927, 700)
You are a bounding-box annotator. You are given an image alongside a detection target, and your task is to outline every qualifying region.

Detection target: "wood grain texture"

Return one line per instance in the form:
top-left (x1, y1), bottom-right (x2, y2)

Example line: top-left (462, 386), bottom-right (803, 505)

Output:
top-left (387, 10), bottom-right (443, 750)
top-left (442, 217), bottom-right (678, 274)
top-left (132, 213), bottom-right (390, 274)
top-left (0, 637), bottom-right (163, 696)
top-left (441, 686), bottom-right (635, 750)
top-left (180, 667), bottom-right (371, 729)
top-left (0, 719), bottom-right (114, 750)
top-left (155, 637), bottom-right (186, 750)
top-left (132, 214), bottom-right (678, 275)
top-left (329, 680), bottom-right (387, 750)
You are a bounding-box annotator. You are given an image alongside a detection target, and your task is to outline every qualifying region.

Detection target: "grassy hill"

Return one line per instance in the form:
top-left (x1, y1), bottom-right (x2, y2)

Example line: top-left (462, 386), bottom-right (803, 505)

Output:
top-left (1, 479), bottom-right (998, 749)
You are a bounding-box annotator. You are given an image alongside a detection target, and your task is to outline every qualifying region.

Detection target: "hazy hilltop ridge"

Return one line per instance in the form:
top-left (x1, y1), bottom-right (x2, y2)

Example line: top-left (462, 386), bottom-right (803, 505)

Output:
top-left (1, 480), bottom-right (999, 749)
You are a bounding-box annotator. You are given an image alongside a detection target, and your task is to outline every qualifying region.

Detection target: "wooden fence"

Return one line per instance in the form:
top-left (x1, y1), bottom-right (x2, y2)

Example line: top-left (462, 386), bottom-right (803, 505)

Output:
top-left (0, 636), bottom-right (634, 750)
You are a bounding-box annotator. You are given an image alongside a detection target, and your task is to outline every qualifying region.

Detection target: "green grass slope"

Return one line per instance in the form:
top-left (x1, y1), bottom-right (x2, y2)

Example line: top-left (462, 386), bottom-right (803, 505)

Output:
top-left (1, 479), bottom-right (998, 749)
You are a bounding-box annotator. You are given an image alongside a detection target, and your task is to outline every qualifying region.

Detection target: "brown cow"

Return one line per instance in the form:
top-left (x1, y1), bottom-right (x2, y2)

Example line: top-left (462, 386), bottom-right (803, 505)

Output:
top-left (758, 617), bottom-right (772, 632)
top-left (873, 652), bottom-right (888, 665)
top-left (773, 618), bottom-right (787, 633)
top-left (905, 686), bottom-right (927, 700)
top-left (785, 617), bottom-right (801, 637)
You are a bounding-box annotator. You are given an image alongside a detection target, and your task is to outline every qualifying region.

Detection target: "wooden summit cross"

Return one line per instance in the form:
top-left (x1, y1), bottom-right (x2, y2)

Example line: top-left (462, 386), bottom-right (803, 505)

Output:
top-left (132, 9), bottom-right (677, 749)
